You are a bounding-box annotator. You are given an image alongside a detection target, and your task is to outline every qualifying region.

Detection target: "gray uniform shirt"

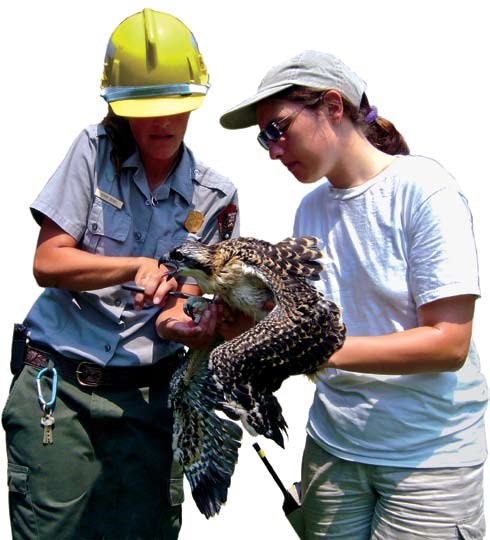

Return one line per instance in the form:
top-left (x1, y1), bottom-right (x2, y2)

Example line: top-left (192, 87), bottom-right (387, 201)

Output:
top-left (25, 124), bottom-right (239, 366)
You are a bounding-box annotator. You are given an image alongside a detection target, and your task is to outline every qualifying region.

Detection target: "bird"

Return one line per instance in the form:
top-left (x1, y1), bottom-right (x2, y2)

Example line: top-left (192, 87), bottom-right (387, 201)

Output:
top-left (161, 236), bottom-right (346, 518)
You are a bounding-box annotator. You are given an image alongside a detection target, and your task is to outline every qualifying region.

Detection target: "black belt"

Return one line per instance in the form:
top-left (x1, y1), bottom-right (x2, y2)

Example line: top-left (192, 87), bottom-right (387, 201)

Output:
top-left (24, 344), bottom-right (185, 389)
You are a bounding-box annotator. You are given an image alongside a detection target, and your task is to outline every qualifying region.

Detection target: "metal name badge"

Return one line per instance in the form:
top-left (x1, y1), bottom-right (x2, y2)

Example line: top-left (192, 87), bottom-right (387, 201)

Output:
top-left (95, 188), bottom-right (124, 210)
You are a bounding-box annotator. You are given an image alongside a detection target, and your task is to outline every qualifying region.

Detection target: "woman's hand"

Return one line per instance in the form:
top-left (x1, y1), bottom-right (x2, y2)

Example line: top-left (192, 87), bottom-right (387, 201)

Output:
top-left (157, 299), bottom-right (220, 350)
top-left (132, 259), bottom-right (178, 310)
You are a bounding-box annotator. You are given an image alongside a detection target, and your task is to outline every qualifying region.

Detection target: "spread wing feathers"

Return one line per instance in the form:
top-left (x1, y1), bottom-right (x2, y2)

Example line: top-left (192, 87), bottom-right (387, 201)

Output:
top-left (231, 235), bottom-right (324, 283)
top-left (209, 280), bottom-right (344, 447)
top-left (169, 348), bottom-right (243, 519)
top-left (165, 235), bottom-right (347, 518)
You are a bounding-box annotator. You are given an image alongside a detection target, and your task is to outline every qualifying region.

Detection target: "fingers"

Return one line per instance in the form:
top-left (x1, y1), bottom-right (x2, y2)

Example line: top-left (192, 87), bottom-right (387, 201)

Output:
top-left (133, 261), bottom-right (178, 310)
top-left (161, 304), bottom-right (219, 350)
top-left (152, 276), bottom-right (178, 306)
top-left (196, 302), bottom-right (218, 336)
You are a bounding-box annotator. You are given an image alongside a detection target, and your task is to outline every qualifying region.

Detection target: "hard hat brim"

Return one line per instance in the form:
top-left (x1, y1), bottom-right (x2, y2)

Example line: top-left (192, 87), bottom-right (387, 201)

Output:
top-left (110, 95), bottom-right (205, 118)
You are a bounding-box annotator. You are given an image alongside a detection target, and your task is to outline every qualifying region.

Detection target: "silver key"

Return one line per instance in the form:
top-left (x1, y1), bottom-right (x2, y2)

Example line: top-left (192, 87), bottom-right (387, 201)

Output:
top-left (40, 413), bottom-right (55, 445)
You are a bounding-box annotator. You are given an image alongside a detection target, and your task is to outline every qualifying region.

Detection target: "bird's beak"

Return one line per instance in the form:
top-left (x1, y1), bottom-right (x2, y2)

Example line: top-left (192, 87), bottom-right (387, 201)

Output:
top-left (157, 257), bottom-right (180, 279)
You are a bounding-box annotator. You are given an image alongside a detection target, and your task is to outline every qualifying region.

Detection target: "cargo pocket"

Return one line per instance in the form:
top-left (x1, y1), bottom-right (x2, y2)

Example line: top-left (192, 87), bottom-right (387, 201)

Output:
top-left (7, 463), bottom-right (39, 538)
top-left (457, 511), bottom-right (485, 539)
top-left (168, 458), bottom-right (184, 506)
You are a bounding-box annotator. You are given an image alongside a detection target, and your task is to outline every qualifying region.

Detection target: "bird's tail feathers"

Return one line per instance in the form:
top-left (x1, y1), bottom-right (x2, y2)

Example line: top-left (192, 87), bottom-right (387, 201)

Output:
top-left (170, 353), bottom-right (243, 519)
top-left (185, 414), bottom-right (243, 518)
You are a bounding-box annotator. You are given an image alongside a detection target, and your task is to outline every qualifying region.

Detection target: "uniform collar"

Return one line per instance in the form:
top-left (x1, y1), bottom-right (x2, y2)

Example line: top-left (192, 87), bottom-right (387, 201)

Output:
top-left (168, 146), bottom-right (195, 204)
top-left (122, 145), bottom-right (196, 204)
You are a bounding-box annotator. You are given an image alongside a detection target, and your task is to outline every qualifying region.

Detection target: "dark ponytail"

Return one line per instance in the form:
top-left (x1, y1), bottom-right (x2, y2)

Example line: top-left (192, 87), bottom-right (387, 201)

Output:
top-left (347, 94), bottom-right (409, 155)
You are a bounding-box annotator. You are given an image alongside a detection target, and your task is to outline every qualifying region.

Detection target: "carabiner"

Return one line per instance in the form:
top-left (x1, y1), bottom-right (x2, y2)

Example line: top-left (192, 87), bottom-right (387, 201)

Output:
top-left (36, 367), bottom-right (58, 412)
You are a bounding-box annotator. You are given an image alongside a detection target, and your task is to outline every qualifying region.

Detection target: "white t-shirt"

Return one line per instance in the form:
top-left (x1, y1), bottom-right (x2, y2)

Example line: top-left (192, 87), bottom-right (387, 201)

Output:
top-left (294, 155), bottom-right (487, 468)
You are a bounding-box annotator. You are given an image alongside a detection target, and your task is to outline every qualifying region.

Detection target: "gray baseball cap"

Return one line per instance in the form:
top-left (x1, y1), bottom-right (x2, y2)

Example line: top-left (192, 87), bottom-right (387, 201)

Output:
top-left (220, 50), bottom-right (366, 130)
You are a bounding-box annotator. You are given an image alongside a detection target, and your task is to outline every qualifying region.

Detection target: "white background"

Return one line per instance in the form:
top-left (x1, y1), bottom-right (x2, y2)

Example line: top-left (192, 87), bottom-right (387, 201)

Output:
top-left (1, 1), bottom-right (489, 538)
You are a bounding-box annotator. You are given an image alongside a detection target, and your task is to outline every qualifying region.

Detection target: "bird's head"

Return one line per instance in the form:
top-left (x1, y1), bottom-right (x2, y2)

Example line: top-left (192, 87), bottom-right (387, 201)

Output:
top-left (159, 240), bottom-right (220, 291)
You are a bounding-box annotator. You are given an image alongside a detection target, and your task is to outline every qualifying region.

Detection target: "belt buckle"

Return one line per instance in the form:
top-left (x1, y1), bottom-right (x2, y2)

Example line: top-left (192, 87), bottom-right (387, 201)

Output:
top-left (76, 362), bottom-right (104, 387)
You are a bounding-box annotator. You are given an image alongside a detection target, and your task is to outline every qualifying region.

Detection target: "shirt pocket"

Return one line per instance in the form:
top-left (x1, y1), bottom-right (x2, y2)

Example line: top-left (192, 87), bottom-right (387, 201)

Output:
top-left (7, 463), bottom-right (39, 535)
top-left (82, 199), bottom-right (132, 256)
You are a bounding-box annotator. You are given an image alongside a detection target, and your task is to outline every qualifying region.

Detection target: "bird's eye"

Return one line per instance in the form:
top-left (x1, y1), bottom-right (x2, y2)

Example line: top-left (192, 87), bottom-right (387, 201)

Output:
top-left (172, 251), bottom-right (185, 262)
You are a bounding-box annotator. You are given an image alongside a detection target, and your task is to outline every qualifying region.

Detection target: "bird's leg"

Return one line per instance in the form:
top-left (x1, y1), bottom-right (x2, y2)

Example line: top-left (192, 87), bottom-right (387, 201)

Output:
top-left (184, 296), bottom-right (214, 324)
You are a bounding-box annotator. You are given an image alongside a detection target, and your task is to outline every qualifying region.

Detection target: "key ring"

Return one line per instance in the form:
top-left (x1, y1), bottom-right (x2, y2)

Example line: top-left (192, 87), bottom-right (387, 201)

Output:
top-left (36, 367), bottom-right (58, 412)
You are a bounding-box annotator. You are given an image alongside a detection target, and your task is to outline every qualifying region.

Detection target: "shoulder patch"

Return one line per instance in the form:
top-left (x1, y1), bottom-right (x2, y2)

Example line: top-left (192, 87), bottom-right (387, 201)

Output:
top-left (218, 204), bottom-right (238, 240)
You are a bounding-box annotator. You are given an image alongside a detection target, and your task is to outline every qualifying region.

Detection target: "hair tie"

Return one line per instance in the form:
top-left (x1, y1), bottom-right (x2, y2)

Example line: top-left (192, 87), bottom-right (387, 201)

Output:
top-left (364, 105), bottom-right (378, 124)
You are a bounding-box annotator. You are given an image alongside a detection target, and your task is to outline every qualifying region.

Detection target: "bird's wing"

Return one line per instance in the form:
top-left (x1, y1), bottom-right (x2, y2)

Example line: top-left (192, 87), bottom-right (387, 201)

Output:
top-left (209, 294), bottom-right (345, 447)
top-left (167, 235), bottom-right (346, 517)
top-left (169, 349), bottom-right (243, 518)
top-left (269, 236), bottom-right (324, 280)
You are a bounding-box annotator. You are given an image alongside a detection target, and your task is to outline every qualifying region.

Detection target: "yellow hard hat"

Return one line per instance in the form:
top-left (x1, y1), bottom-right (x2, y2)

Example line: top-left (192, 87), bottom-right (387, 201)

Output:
top-left (100, 8), bottom-right (209, 118)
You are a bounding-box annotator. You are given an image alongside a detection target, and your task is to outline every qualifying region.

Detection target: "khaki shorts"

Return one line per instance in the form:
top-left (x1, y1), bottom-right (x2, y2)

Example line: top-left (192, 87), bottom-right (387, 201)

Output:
top-left (301, 435), bottom-right (485, 539)
top-left (2, 364), bottom-right (183, 540)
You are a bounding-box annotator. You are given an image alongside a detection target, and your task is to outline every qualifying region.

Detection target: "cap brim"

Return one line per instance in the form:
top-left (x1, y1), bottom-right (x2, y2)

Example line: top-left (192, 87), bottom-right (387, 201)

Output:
top-left (219, 83), bottom-right (294, 129)
top-left (109, 95), bottom-right (205, 118)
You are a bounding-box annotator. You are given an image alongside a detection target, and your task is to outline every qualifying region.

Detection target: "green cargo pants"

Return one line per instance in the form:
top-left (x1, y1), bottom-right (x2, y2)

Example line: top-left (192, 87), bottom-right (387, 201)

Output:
top-left (2, 363), bottom-right (183, 540)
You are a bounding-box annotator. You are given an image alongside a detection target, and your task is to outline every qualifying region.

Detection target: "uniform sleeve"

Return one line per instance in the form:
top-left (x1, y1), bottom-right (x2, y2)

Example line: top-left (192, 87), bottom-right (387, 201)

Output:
top-left (407, 182), bottom-right (480, 307)
top-left (195, 171), bottom-right (240, 245)
top-left (30, 127), bottom-right (97, 241)
top-left (204, 192), bottom-right (240, 244)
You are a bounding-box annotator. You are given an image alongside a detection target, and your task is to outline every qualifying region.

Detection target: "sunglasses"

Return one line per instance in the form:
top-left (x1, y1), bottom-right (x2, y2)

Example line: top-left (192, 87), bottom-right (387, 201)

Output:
top-left (257, 94), bottom-right (324, 150)
top-left (257, 111), bottom-right (299, 151)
